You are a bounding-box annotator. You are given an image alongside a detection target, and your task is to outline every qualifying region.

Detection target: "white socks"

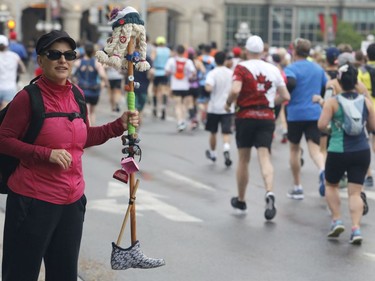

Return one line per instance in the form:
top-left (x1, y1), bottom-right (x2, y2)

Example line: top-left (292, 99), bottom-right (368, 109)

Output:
top-left (223, 142), bottom-right (230, 152)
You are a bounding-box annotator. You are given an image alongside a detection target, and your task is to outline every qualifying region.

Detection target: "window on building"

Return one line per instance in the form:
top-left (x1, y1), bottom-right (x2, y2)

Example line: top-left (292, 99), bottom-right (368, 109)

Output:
top-left (343, 8), bottom-right (375, 38)
top-left (225, 4), bottom-right (268, 48)
top-left (297, 7), bottom-right (324, 45)
top-left (271, 6), bottom-right (293, 48)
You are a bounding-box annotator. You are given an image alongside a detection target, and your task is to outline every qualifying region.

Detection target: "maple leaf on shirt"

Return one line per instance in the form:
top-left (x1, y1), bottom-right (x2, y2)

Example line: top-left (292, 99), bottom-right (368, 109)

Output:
top-left (256, 73), bottom-right (272, 93)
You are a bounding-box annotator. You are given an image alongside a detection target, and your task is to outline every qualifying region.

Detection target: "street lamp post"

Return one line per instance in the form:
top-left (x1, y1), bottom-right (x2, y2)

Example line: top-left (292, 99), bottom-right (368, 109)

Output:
top-left (0, 4), bottom-right (10, 34)
top-left (234, 22), bottom-right (251, 46)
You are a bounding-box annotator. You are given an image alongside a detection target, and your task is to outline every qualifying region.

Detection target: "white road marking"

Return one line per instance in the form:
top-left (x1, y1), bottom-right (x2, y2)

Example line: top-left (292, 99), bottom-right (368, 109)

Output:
top-left (364, 253), bottom-right (375, 260)
top-left (163, 169), bottom-right (215, 191)
top-left (88, 181), bottom-right (202, 222)
top-left (86, 198), bottom-right (143, 216)
top-left (339, 189), bottom-right (375, 200)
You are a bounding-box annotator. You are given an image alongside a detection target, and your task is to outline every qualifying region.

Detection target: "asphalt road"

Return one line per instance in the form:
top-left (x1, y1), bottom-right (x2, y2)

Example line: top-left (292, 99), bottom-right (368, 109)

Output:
top-left (1, 73), bottom-right (374, 280)
top-left (78, 93), bottom-right (375, 281)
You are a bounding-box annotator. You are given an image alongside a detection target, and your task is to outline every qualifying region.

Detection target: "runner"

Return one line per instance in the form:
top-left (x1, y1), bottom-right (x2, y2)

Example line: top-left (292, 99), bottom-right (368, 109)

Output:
top-left (325, 47), bottom-right (340, 80)
top-left (187, 47), bottom-right (205, 129)
top-left (165, 45), bottom-right (196, 132)
top-left (0, 35), bottom-right (26, 109)
top-left (230, 46), bottom-right (243, 71)
top-left (106, 66), bottom-right (124, 112)
top-left (226, 35), bottom-right (290, 220)
top-left (314, 51), bottom-right (371, 215)
top-left (134, 55), bottom-right (153, 128)
top-left (150, 36), bottom-right (171, 120)
top-left (318, 63), bottom-right (375, 244)
top-left (204, 51), bottom-right (234, 166)
top-left (284, 38), bottom-right (328, 199)
top-left (73, 42), bottom-right (109, 125)
top-left (271, 50), bottom-right (289, 143)
top-left (358, 43), bottom-right (375, 188)
top-left (198, 44), bottom-right (216, 125)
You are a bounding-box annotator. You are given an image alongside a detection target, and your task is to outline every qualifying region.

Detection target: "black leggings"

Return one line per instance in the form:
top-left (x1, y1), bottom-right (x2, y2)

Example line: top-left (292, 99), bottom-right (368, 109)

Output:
top-left (2, 191), bottom-right (86, 281)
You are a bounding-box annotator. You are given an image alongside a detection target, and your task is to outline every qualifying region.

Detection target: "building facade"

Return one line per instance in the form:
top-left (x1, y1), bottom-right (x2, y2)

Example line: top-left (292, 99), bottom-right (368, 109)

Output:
top-left (1, 0), bottom-right (375, 50)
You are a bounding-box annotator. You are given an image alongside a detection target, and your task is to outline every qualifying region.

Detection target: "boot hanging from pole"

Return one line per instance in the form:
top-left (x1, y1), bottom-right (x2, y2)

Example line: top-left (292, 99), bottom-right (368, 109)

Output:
top-left (111, 241), bottom-right (165, 270)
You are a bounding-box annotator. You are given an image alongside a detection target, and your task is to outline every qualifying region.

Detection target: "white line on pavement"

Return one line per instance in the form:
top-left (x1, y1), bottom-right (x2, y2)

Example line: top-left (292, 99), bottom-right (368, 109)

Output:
top-left (364, 252), bottom-right (375, 260)
top-left (339, 189), bottom-right (375, 200)
top-left (88, 181), bottom-right (202, 222)
top-left (163, 169), bottom-right (215, 191)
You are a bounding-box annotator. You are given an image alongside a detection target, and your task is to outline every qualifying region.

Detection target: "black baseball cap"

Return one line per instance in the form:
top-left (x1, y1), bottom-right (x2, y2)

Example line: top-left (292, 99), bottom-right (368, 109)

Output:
top-left (36, 30), bottom-right (76, 55)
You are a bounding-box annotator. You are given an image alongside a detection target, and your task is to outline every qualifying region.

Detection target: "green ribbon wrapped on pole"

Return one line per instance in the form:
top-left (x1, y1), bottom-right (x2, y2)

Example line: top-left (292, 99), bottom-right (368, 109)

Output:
top-left (127, 91), bottom-right (136, 135)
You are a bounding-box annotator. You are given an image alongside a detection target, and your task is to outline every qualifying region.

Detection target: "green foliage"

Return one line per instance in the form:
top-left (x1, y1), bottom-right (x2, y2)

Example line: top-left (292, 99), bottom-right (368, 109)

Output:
top-left (334, 21), bottom-right (364, 50)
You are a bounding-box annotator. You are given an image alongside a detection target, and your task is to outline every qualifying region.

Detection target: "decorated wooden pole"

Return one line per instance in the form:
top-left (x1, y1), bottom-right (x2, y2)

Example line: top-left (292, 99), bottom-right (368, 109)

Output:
top-left (125, 36), bottom-right (137, 244)
top-left (96, 6), bottom-right (165, 270)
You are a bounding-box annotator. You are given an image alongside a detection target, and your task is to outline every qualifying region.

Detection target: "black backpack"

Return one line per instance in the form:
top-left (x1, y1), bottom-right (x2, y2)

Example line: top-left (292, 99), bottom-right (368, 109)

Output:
top-left (0, 81), bottom-right (87, 194)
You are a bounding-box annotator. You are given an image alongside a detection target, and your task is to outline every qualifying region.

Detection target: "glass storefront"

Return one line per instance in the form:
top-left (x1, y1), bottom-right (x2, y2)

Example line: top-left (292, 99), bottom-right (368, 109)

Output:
top-left (343, 8), bottom-right (375, 37)
top-left (225, 2), bottom-right (375, 48)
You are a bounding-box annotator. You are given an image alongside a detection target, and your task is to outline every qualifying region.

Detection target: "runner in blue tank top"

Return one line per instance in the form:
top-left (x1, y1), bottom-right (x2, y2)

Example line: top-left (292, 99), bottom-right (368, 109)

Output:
top-left (151, 36), bottom-right (171, 120)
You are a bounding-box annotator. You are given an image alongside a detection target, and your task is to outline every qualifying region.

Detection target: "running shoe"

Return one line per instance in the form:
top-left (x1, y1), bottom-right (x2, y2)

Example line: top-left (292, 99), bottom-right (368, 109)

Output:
top-left (205, 150), bottom-right (216, 162)
top-left (223, 151), bottom-right (232, 167)
top-left (265, 192), bottom-right (277, 220)
top-left (281, 133), bottom-right (288, 143)
top-left (161, 109), bottom-right (166, 120)
top-left (361, 191), bottom-right (369, 216)
top-left (349, 228), bottom-right (362, 245)
top-left (177, 122), bottom-right (186, 132)
top-left (319, 170), bottom-right (325, 197)
top-left (287, 188), bottom-right (304, 200)
top-left (327, 220), bottom-right (345, 238)
top-left (231, 197), bottom-right (247, 213)
top-left (190, 119), bottom-right (199, 130)
top-left (364, 176), bottom-right (374, 188)
top-left (112, 104), bottom-right (120, 112)
top-left (339, 173), bottom-right (348, 189)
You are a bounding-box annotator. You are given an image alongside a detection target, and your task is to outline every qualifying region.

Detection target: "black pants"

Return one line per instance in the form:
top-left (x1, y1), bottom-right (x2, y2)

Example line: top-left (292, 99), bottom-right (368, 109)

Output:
top-left (2, 191), bottom-right (86, 281)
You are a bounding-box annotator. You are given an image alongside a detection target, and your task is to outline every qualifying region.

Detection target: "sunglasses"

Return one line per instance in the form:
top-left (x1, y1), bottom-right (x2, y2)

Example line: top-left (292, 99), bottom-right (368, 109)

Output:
top-left (43, 50), bottom-right (77, 61)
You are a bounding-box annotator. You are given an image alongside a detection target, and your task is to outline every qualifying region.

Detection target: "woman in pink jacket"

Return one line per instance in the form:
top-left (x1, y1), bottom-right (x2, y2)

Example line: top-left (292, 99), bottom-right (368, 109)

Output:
top-left (0, 30), bottom-right (138, 281)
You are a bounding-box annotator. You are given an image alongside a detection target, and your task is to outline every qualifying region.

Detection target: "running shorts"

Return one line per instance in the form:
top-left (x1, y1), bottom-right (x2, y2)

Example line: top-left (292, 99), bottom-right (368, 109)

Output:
top-left (325, 149), bottom-right (370, 185)
top-left (172, 90), bottom-right (190, 98)
top-left (235, 119), bottom-right (275, 149)
top-left (153, 76), bottom-right (169, 87)
top-left (205, 113), bottom-right (234, 134)
top-left (287, 120), bottom-right (320, 145)
top-left (109, 79), bottom-right (122, 90)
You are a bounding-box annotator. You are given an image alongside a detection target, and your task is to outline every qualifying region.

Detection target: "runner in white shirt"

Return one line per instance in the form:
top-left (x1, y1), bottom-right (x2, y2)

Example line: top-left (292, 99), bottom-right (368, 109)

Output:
top-left (0, 35), bottom-right (26, 109)
top-left (165, 45), bottom-right (196, 131)
top-left (106, 66), bottom-right (124, 112)
top-left (204, 51), bottom-right (235, 166)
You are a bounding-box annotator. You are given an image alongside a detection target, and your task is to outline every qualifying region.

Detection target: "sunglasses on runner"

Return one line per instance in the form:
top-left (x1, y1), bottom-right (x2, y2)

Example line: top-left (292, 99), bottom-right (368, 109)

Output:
top-left (43, 50), bottom-right (77, 61)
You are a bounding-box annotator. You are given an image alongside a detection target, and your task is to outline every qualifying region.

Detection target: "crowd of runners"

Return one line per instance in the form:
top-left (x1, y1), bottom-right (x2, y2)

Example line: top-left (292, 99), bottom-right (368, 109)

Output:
top-left (134, 35), bottom-right (374, 246)
top-left (2, 31), bottom-right (374, 246)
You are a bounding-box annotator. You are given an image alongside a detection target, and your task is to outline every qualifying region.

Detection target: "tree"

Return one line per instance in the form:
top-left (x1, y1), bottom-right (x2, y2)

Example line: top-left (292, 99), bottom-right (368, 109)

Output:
top-left (334, 21), bottom-right (364, 50)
